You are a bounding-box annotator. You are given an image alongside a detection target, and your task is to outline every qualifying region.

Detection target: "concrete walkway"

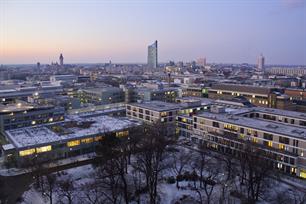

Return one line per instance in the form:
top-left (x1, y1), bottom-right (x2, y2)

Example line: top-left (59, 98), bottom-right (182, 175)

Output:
top-left (0, 153), bottom-right (96, 177)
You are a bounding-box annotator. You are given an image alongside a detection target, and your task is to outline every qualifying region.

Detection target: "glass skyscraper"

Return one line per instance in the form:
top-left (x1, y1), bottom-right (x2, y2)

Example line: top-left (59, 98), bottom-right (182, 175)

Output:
top-left (147, 40), bottom-right (158, 69)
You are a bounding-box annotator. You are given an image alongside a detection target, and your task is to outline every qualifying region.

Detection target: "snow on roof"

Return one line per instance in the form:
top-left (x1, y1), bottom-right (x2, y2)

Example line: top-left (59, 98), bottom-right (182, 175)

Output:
top-left (2, 144), bottom-right (15, 151)
top-left (198, 112), bottom-right (306, 140)
top-left (5, 115), bottom-right (140, 149)
top-left (129, 101), bottom-right (180, 112)
top-left (252, 107), bottom-right (306, 120)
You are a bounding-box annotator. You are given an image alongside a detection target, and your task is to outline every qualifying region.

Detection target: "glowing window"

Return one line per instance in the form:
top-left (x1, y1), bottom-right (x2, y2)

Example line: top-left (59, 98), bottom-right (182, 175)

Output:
top-left (67, 140), bottom-right (80, 147)
top-left (19, 149), bottom-right (36, 156)
top-left (160, 112), bottom-right (167, 117)
top-left (252, 138), bottom-right (258, 143)
top-left (300, 169), bottom-right (306, 178)
top-left (48, 118), bottom-right (53, 122)
top-left (32, 121), bottom-right (36, 125)
top-left (278, 144), bottom-right (285, 150)
top-left (116, 131), bottom-right (129, 138)
top-left (81, 138), bottom-right (93, 144)
top-left (268, 141), bottom-right (273, 147)
top-left (95, 136), bottom-right (103, 141)
top-left (36, 145), bottom-right (52, 153)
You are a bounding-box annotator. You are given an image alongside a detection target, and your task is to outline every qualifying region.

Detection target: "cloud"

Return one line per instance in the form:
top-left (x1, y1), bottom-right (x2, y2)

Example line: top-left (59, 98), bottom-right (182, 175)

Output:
top-left (282, 0), bottom-right (306, 9)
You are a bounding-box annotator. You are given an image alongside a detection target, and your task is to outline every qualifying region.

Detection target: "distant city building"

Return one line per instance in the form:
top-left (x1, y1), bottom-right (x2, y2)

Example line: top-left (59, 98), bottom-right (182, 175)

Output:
top-left (197, 58), bottom-right (206, 67)
top-left (147, 40), bottom-right (158, 69)
top-left (79, 87), bottom-right (125, 105)
top-left (208, 83), bottom-right (292, 110)
top-left (37, 62), bottom-right (41, 72)
top-left (59, 53), bottom-right (64, 66)
top-left (266, 67), bottom-right (306, 76)
top-left (50, 75), bottom-right (77, 85)
top-left (257, 54), bottom-right (265, 71)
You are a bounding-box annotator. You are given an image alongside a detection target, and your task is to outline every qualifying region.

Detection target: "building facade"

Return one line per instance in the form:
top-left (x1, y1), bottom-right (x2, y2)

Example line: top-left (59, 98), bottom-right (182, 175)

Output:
top-left (147, 40), bottom-right (158, 69)
top-left (178, 106), bottom-right (306, 178)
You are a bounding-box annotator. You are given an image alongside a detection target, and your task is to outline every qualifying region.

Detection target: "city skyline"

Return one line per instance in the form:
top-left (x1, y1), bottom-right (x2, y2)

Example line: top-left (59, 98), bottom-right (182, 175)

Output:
top-left (0, 0), bottom-right (305, 65)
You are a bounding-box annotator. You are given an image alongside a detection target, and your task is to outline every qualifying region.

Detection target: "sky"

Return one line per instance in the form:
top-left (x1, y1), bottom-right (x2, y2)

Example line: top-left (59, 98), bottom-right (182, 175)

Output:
top-left (0, 0), bottom-right (305, 65)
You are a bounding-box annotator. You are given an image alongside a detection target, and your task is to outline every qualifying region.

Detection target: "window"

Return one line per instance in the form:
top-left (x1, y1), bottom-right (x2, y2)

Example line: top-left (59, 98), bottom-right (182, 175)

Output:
top-left (263, 133), bottom-right (273, 140)
top-left (116, 130), bottom-right (129, 137)
top-left (279, 136), bottom-right (289, 144)
top-left (160, 112), bottom-right (167, 117)
top-left (252, 138), bottom-right (258, 143)
top-left (81, 138), bottom-right (93, 143)
top-left (19, 148), bottom-right (36, 156)
top-left (95, 136), bottom-right (103, 141)
top-left (36, 145), bottom-right (52, 153)
top-left (240, 128), bottom-right (244, 134)
top-left (67, 140), bottom-right (80, 147)
top-left (212, 122), bottom-right (219, 128)
top-left (278, 144), bottom-right (285, 150)
top-left (299, 120), bottom-right (306, 126)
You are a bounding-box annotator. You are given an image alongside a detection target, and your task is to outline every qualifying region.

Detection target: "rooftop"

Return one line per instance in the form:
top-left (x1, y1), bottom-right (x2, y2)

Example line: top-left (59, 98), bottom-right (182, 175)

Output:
top-left (129, 101), bottom-right (180, 112)
top-left (5, 115), bottom-right (140, 149)
top-left (197, 112), bottom-right (306, 140)
top-left (210, 83), bottom-right (277, 95)
top-left (251, 107), bottom-right (306, 121)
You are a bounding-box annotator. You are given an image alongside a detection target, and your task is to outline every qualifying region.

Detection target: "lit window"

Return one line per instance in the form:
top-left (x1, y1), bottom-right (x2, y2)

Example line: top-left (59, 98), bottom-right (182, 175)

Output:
top-left (36, 145), bottom-right (52, 153)
top-left (300, 169), bottom-right (306, 178)
top-left (278, 144), bottom-right (285, 150)
top-left (95, 136), bottom-right (103, 141)
top-left (252, 95), bottom-right (255, 98)
top-left (160, 112), bottom-right (167, 117)
top-left (19, 149), bottom-right (36, 156)
top-left (252, 138), bottom-right (258, 143)
top-left (32, 121), bottom-right (36, 125)
top-left (268, 141), bottom-right (273, 147)
top-left (81, 138), bottom-right (93, 143)
top-left (49, 118), bottom-right (53, 122)
top-left (116, 131), bottom-right (129, 138)
top-left (67, 140), bottom-right (80, 147)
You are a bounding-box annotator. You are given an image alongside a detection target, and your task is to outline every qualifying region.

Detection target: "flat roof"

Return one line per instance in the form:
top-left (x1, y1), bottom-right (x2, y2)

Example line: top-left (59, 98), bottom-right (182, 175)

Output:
top-left (197, 112), bottom-right (306, 140)
top-left (2, 144), bottom-right (15, 151)
top-left (251, 107), bottom-right (306, 121)
top-left (5, 115), bottom-right (140, 149)
top-left (129, 101), bottom-right (180, 112)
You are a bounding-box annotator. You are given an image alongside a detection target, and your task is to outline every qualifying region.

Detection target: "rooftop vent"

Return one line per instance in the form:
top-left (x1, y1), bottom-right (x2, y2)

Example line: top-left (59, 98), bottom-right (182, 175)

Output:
top-left (228, 115), bottom-right (239, 121)
top-left (292, 129), bottom-right (304, 134)
top-left (266, 124), bottom-right (278, 129)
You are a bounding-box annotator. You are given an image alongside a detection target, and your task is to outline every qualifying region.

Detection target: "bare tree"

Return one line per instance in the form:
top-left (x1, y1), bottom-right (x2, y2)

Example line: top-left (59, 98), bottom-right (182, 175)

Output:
top-left (95, 131), bottom-right (131, 204)
top-left (41, 174), bottom-right (57, 204)
top-left (57, 176), bottom-right (75, 204)
top-left (237, 143), bottom-right (273, 203)
top-left (132, 122), bottom-right (174, 204)
top-left (171, 149), bottom-right (192, 188)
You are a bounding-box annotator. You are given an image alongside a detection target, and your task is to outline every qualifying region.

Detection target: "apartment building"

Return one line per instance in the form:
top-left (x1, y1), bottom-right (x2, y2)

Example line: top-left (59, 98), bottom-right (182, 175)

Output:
top-left (178, 106), bottom-right (306, 178)
top-left (79, 87), bottom-right (125, 105)
top-left (0, 102), bottom-right (65, 134)
top-left (266, 67), bottom-right (306, 76)
top-left (208, 84), bottom-right (292, 110)
top-left (2, 114), bottom-right (139, 166)
top-left (126, 101), bottom-right (180, 135)
top-left (0, 85), bottom-right (63, 103)
top-left (136, 87), bottom-right (179, 102)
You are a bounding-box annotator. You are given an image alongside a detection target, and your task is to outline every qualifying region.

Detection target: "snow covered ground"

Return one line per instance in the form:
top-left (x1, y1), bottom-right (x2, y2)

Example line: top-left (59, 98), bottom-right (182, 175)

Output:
top-left (20, 146), bottom-right (306, 204)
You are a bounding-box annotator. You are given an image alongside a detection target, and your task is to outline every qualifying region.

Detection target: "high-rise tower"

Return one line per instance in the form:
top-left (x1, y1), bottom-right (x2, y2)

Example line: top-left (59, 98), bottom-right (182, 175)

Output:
top-left (257, 54), bottom-right (265, 71)
top-left (59, 53), bottom-right (64, 66)
top-left (147, 41), bottom-right (158, 69)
